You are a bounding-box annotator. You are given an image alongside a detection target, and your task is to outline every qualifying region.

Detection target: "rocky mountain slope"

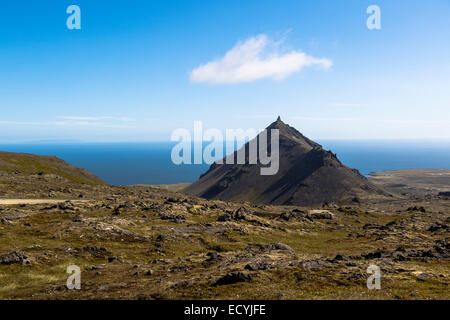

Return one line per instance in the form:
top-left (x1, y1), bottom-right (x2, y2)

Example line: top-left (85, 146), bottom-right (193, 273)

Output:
top-left (0, 151), bottom-right (106, 186)
top-left (184, 117), bottom-right (390, 206)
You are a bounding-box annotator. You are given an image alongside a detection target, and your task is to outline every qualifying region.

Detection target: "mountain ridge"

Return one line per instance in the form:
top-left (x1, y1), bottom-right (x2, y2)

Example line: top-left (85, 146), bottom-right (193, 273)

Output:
top-left (0, 151), bottom-right (106, 186)
top-left (184, 117), bottom-right (390, 206)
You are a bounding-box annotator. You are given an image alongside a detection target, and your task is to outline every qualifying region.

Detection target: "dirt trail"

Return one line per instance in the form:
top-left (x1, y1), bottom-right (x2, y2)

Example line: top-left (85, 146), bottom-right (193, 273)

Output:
top-left (0, 199), bottom-right (88, 205)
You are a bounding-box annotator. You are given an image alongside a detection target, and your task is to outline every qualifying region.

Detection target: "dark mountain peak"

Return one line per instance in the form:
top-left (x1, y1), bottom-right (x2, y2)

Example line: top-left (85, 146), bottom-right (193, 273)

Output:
top-left (184, 118), bottom-right (389, 206)
top-left (267, 116), bottom-right (287, 130)
top-left (266, 117), bottom-right (321, 150)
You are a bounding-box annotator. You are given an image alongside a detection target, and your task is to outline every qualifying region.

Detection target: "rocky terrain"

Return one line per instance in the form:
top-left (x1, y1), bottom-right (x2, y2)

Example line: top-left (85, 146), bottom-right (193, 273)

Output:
top-left (0, 152), bottom-right (449, 300)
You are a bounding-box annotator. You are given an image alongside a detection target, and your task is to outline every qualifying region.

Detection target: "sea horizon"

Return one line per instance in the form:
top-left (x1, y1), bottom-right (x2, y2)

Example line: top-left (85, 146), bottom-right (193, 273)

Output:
top-left (1, 139), bottom-right (449, 186)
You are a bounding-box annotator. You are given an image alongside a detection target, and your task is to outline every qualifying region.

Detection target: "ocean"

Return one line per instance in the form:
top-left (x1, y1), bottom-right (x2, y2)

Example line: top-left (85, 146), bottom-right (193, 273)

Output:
top-left (1, 140), bottom-right (449, 185)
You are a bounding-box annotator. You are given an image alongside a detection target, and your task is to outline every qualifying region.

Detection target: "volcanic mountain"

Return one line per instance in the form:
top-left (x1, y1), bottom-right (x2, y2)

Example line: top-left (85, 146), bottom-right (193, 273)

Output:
top-left (183, 117), bottom-right (389, 206)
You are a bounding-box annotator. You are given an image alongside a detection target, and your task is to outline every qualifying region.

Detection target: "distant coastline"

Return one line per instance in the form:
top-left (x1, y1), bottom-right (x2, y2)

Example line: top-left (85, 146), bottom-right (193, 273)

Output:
top-left (1, 140), bottom-right (449, 186)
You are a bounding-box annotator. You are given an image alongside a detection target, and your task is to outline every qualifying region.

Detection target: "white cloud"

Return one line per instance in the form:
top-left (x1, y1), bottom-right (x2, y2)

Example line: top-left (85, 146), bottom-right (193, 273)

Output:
top-left (190, 34), bottom-right (332, 84)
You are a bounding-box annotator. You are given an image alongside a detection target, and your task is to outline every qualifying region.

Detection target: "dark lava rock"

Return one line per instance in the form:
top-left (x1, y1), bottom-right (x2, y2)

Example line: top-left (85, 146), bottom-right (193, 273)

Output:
top-left (307, 211), bottom-right (334, 220)
top-left (209, 203), bottom-right (225, 210)
top-left (206, 252), bottom-right (222, 261)
top-left (82, 246), bottom-right (107, 256)
top-left (245, 260), bottom-right (273, 271)
top-left (279, 212), bottom-right (293, 221)
top-left (86, 264), bottom-right (105, 271)
top-left (434, 238), bottom-right (449, 254)
top-left (150, 259), bottom-right (168, 264)
top-left (218, 213), bottom-right (232, 222)
top-left (144, 270), bottom-right (153, 276)
top-left (58, 201), bottom-right (75, 211)
top-left (392, 252), bottom-right (407, 261)
top-left (333, 254), bottom-right (350, 262)
top-left (254, 243), bottom-right (294, 253)
top-left (159, 211), bottom-right (186, 223)
top-left (0, 251), bottom-right (29, 265)
top-left (107, 256), bottom-right (123, 263)
top-left (0, 218), bottom-right (13, 226)
top-left (164, 197), bottom-right (180, 204)
top-left (279, 210), bottom-right (307, 221)
top-left (363, 223), bottom-right (387, 230)
top-left (427, 222), bottom-right (449, 232)
top-left (218, 207), bottom-right (250, 222)
top-left (213, 272), bottom-right (253, 286)
top-left (155, 234), bottom-right (173, 242)
top-left (362, 250), bottom-right (384, 259)
top-left (298, 259), bottom-right (326, 270)
top-left (416, 273), bottom-right (434, 282)
top-left (407, 249), bottom-right (435, 259)
top-left (407, 206), bottom-right (426, 212)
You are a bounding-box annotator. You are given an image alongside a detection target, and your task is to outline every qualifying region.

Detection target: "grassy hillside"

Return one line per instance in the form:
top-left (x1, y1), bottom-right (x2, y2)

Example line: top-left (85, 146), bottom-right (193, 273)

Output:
top-left (0, 151), bottom-right (107, 186)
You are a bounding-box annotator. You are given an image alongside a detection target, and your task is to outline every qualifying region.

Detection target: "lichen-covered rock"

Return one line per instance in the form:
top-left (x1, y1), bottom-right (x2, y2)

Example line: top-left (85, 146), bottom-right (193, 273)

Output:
top-left (0, 251), bottom-right (29, 265)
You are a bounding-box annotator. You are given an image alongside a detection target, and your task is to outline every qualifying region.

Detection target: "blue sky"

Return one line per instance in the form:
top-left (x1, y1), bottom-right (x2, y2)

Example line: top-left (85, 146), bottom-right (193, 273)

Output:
top-left (0, 0), bottom-right (449, 142)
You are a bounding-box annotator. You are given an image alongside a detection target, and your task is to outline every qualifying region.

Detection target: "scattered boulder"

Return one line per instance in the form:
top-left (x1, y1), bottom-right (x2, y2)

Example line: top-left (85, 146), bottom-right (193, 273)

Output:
top-left (407, 249), bottom-right (435, 259)
top-left (210, 203), bottom-right (225, 210)
top-left (58, 201), bottom-right (75, 211)
top-left (213, 272), bottom-right (253, 286)
top-left (144, 270), bottom-right (153, 276)
top-left (82, 246), bottom-right (108, 257)
top-left (218, 213), bottom-right (232, 222)
top-left (279, 210), bottom-right (307, 221)
top-left (407, 206), bottom-right (426, 212)
top-left (86, 264), bottom-right (105, 271)
top-left (252, 243), bottom-right (295, 254)
top-left (159, 211), bottom-right (186, 223)
top-left (107, 256), bottom-right (124, 263)
top-left (218, 207), bottom-right (250, 222)
top-left (0, 251), bottom-right (29, 265)
top-left (362, 250), bottom-right (384, 259)
top-left (427, 222), bottom-right (449, 232)
top-left (414, 272), bottom-right (434, 282)
top-left (434, 238), bottom-right (449, 255)
top-left (392, 251), bottom-right (407, 261)
top-left (0, 218), bottom-right (13, 226)
top-left (307, 210), bottom-right (334, 220)
top-left (333, 254), bottom-right (350, 262)
top-left (363, 223), bottom-right (388, 230)
top-left (206, 252), bottom-right (222, 261)
top-left (245, 259), bottom-right (273, 271)
top-left (165, 197), bottom-right (180, 204)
